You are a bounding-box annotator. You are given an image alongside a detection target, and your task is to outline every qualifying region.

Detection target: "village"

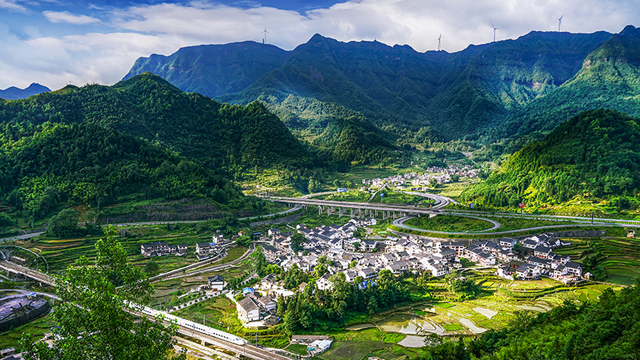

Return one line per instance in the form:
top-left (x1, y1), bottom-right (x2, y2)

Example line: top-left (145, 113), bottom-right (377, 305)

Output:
top-left (361, 165), bottom-right (480, 189)
top-left (139, 216), bottom-right (588, 333)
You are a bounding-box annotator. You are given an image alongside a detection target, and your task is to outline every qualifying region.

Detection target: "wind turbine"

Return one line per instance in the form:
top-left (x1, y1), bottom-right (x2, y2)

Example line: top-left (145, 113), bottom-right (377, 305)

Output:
top-left (491, 22), bottom-right (498, 42)
top-left (558, 14), bottom-right (564, 32)
top-left (438, 34), bottom-right (442, 51)
top-left (261, 27), bottom-right (270, 44)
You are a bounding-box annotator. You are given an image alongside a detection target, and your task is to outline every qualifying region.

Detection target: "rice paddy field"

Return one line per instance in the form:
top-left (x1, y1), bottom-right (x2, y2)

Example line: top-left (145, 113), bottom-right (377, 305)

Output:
top-left (553, 237), bottom-right (640, 286)
top-left (7, 225), bottom-right (219, 273)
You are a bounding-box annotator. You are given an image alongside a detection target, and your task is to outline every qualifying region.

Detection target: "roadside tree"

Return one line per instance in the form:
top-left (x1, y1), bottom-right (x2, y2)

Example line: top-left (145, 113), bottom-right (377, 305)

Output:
top-left (21, 226), bottom-right (184, 360)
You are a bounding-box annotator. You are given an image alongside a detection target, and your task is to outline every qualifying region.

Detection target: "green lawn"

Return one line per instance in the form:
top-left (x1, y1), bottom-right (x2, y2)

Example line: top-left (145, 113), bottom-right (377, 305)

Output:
top-left (0, 313), bottom-right (56, 352)
top-left (405, 215), bottom-right (492, 232)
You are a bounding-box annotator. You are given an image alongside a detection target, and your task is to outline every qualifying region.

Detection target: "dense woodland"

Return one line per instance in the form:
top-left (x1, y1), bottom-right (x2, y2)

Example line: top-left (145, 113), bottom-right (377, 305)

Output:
top-left (462, 109), bottom-right (640, 209)
top-left (277, 267), bottom-right (411, 333)
top-left (0, 73), bottom-right (314, 174)
top-left (0, 121), bottom-right (261, 220)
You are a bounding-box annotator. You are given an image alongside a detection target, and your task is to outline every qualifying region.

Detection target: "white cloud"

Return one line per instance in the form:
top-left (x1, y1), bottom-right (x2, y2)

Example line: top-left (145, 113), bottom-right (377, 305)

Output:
top-left (0, 0), bottom-right (26, 11)
top-left (2, 0), bottom-right (640, 90)
top-left (44, 10), bottom-right (101, 25)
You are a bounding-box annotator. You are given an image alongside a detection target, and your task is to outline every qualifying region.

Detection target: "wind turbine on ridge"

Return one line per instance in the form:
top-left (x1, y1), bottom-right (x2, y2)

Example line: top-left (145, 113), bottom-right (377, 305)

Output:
top-left (438, 34), bottom-right (442, 51)
top-left (558, 14), bottom-right (564, 32)
top-left (261, 27), bottom-right (270, 44)
top-left (491, 22), bottom-right (498, 42)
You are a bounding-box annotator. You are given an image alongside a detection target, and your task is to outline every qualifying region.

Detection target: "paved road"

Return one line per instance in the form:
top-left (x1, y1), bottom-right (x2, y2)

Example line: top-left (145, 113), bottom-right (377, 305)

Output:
top-left (160, 246), bottom-right (254, 281)
top-left (392, 215), bottom-right (638, 236)
top-left (266, 194), bottom-right (640, 227)
top-left (402, 191), bottom-right (456, 209)
top-left (0, 288), bottom-right (61, 301)
top-left (0, 260), bottom-right (55, 286)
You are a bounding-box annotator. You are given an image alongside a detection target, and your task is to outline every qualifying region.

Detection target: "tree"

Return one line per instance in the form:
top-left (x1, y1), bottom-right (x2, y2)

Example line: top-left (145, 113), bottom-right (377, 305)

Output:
top-left (48, 208), bottom-right (82, 238)
top-left (290, 233), bottom-right (305, 253)
top-left (236, 235), bottom-right (251, 247)
top-left (144, 260), bottom-right (160, 275)
top-left (450, 174), bottom-right (460, 182)
top-left (21, 226), bottom-right (183, 360)
top-left (0, 212), bottom-right (14, 227)
top-left (252, 246), bottom-right (267, 276)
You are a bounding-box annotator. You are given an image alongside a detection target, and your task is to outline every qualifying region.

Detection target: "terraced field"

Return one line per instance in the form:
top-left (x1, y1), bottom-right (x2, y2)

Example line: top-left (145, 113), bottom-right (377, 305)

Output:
top-left (554, 238), bottom-right (640, 285)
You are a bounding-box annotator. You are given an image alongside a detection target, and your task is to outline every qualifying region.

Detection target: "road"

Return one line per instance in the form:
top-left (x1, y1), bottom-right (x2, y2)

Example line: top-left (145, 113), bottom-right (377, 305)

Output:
top-left (266, 195), bottom-right (640, 228)
top-left (0, 260), bottom-right (55, 286)
top-left (0, 203), bottom-right (305, 242)
top-left (159, 246), bottom-right (255, 281)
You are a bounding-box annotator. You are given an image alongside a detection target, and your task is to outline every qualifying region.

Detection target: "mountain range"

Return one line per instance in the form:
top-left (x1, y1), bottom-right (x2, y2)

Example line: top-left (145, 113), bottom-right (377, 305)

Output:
top-left (0, 83), bottom-right (50, 100)
top-left (124, 27), bottom-right (640, 147)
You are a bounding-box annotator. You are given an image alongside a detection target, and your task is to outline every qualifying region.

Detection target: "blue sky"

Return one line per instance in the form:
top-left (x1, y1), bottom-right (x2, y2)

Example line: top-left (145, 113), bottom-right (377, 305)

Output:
top-left (1, 0), bottom-right (639, 90)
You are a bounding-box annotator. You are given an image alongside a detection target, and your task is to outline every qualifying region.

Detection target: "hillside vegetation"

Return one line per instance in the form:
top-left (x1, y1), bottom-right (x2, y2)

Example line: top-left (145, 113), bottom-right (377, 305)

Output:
top-left (0, 122), bottom-right (265, 220)
top-left (0, 73), bottom-right (312, 173)
top-left (494, 25), bottom-right (640, 144)
top-left (462, 109), bottom-right (640, 210)
top-left (126, 30), bottom-right (614, 142)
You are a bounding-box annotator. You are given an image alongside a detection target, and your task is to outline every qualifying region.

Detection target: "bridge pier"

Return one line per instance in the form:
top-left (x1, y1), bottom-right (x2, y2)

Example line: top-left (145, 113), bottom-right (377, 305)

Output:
top-left (339, 207), bottom-right (344, 217)
top-left (350, 208), bottom-right (354, 218)
top-left (318, 206), bottom-right (323, 215)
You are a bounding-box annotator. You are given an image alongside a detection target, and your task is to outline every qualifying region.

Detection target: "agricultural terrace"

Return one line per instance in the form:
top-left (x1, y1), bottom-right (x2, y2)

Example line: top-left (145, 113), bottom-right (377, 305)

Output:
top-left (6, 224), bottom-right (235, 274)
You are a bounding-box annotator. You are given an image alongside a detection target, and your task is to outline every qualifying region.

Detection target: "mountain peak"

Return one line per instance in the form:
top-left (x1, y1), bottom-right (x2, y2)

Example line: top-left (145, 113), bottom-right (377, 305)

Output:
top-left (0, 82), bottom-right (51, 100)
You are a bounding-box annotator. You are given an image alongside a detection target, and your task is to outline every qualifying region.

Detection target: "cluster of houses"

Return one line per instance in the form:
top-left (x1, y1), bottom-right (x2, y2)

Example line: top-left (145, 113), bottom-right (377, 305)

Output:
top-left (360, 166), bottom-right (480, 189)
top-left (140, 241), bottom-right (188, 257)
top-left (140, 233), bottom-right (231, 260)
top-left (258, 221), bottom-right (588, 295)
top-left (496, 234), bottom-right (586, 283)
top-left (236, 287), bottom-right (277, 324)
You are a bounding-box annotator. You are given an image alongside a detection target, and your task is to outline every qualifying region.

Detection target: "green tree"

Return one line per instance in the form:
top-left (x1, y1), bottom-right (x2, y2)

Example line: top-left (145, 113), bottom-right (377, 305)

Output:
top-left (21, 226), bottom-right (183, 360)
top-left (48, 208), bottom-right (82, 238)
top-left (144, 260), bottom-right (160, 275)
top-left (290, 233), bottom-right (305, 252)
top-left (252, 246), bottom-right (267, 276)
top-left (0, 212), bottom-right (14, 227)
top-left (236, 235), bottom-right (251, 247)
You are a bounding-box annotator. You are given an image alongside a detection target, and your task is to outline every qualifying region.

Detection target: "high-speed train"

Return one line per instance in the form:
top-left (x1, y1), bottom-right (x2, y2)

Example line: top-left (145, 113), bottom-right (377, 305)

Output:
top-left (126, 301), bottom-right (246, 345)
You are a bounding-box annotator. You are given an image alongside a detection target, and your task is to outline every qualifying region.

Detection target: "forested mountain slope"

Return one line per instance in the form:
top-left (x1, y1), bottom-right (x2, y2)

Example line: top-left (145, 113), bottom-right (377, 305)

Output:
top-left (462, 109), bottom-right (640, 209)
top-left (0, 73), bottom-right (312, 171)
top-left (125, 30), bottom-right (613, 141)
top-left (495, 25), bottom-right (640, 142)
top-left (0, 122), bottom-right (256, 218)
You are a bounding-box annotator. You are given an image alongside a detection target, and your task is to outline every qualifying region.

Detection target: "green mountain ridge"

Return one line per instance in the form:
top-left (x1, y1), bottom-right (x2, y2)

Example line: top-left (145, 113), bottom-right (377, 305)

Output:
top-left (462, 108), bottom-right (640, 210)
top-left (0, 73), bottom-right (312, 172)
top-left (124, 30), bottom-right (615, 141)
top-left (494, 25), bottom-right (640, 143)
top-left (0, 121), bottom-right (259, 218)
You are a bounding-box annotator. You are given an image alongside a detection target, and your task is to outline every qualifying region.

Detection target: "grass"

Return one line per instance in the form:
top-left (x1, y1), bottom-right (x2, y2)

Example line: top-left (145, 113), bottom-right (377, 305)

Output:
top-left (286, 343), bottom-right (309, 356)
top-left (0, 313), bottom-right (56, 352)
top-left (405, 215), bottom-right (492, 232)
top-left (319, 341), bottom-right (387, 360)
top-left (443, 324), bottom-right (463, 331)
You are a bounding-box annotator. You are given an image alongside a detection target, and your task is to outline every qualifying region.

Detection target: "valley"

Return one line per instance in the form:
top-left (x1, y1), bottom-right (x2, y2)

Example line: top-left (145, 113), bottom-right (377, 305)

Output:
top-left (1, 22), bottom-right (640, 360)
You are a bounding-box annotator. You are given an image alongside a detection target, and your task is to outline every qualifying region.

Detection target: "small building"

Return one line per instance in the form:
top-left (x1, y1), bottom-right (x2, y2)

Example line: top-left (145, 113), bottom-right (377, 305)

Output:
top-left (140, 241), bottom-right (169, 257)
top-left (196, 242), bottom-right (217, 255)
top-left (237, 297), bottom-right (260, 323)
top-left (208, 275), bottom-right (225, 291)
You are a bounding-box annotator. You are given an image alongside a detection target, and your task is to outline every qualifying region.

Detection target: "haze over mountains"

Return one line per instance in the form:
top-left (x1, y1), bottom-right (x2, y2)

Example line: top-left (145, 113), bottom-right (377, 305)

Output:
top-left (124, 27), bottom-right (640, 146)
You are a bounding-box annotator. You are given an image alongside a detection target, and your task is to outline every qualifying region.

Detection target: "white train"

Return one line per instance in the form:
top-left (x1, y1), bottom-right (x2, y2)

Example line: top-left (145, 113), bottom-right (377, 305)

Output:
top-left (126, 301), bottom-right (246, 345)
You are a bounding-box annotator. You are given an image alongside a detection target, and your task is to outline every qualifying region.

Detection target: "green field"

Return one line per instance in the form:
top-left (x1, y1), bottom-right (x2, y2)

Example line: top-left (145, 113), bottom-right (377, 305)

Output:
top-left (0, 313), bottom-right (56, 352)
top-left (405, 215), bottom-right (492, 232)
top-left (555, 238), bottom-right (640, 285)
